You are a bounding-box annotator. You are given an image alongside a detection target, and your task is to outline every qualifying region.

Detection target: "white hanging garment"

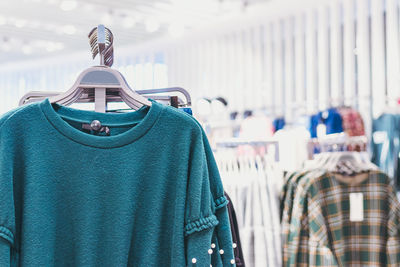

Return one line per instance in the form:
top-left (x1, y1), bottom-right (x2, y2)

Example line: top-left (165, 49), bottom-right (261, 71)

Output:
top-left (274, 126), bottom-right (310, 171)
top-left (240, 156), bottom-right (255, 267)
top-left (264, 160), bottom-right (283, 267)
top-left (253, 157), bottom-right (274, 267)
top-left (250, 157), bottom-right (269, 267)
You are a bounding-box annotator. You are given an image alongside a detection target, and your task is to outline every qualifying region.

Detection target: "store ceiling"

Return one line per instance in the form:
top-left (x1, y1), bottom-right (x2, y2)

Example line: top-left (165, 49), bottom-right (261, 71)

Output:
top-left (0, 0), bottom-right (269, 64)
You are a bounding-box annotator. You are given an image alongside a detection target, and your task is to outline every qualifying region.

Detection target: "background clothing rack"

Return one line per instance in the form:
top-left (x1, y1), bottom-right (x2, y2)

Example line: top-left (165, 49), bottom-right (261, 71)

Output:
top-left (215, 138), bottom-right (280, 162)
top-left (308, 133), bottom-right (368, 154)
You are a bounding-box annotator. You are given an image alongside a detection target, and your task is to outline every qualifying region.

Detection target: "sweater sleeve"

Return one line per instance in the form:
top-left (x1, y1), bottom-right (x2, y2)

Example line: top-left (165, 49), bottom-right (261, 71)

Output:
top-left (0, 118), bottom-right (17, 266)
top-left (184, 134), bottom-right (219, 266)
top-left (0, 239), bottom-right (11, 266)
top-left (201, 132), bottom-right (236, 266)
top-left (179, 113), bottom-right (235, 266)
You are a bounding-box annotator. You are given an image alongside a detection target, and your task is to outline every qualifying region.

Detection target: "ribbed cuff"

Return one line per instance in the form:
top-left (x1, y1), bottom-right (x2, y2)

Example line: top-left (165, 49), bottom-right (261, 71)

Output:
top-left (0, 226), bottom-right (14, 246)
top-left (214, 196), bottom-right (229, 210)
top-left (184, 214), bottom-right (219, 236)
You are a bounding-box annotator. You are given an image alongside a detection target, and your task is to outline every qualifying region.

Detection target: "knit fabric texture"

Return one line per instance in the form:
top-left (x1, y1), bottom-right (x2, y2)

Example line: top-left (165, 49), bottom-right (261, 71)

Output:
top-left (0, 99), bottom-right (234, 266)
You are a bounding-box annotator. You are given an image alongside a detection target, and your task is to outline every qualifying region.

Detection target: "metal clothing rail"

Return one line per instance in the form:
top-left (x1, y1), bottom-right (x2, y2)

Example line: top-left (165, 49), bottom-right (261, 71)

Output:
top-left (310, 133), bottom-right (368, 145)
top-left (230, 97), bottom-right (371, 117)
top-left (308, 133), bottom-right (368, 154)
top-left (215, 138), bottom-right (280, 162)
top-left (19, 87), bottom-right (191, 107)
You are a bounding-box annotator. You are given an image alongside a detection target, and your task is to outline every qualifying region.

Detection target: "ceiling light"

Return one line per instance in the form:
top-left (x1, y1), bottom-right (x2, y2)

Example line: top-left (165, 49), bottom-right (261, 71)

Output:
top-left (122, 17), bottom-right (136, 29)
top-left (60, 0), bottom-right (77, 11)
top-left (63, 24), bottom-right (76, 35)
top-left (168, 22), bottom-right (185, 38)
top-left (145, 18), bottom-right (160, 33)
top-left (22, 45), bottom-right (32, 55)
top-left (15, 19), bottom-right (27, 28)
top-left (0, 16), bottom-right (6, 26)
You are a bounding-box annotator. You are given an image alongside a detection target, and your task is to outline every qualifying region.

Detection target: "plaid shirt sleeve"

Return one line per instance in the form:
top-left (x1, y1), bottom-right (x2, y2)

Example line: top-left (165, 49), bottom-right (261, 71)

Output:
top-left (291, 173), bottom-right (339, 267)
top-left (280, 171), bottom-right (298, 221)
top-left (281, 172), bottom-right (313, 259)
top-left (281, 172), bottom-right (309, 247)
top-left (282, 172), bottom-right (308, 266)
top-left (386, 181), bottom-right (400, 266)
top-left (294, 194), bottom-right (309, 266)
top-left (283, 171), bottom-right (326, 266)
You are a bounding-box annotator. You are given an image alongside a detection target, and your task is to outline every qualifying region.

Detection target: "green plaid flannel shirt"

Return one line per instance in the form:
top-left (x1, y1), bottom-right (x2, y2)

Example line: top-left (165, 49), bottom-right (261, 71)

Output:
top-left (283, 170), bottom-right (326, 266)
top-left (284, 171), bottom-right (400, 267)
top-left (281, 171), bottom-right (309, 247)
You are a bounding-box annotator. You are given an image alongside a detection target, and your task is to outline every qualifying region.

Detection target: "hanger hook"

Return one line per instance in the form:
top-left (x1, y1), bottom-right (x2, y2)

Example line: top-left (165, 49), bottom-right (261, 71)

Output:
top-left (88, 24), bottom-right (114, 67)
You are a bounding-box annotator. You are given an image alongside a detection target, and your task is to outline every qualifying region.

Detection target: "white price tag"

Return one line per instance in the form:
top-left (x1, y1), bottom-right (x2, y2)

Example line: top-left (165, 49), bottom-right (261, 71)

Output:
top-left (350, 193), bottom-right (364, 222)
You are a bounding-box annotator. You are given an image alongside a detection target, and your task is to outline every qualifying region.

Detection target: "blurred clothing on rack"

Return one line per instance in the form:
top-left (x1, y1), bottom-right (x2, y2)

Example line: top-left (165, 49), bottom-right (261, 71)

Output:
top-left (309, 133), bottom-right (369, 157)
top-left (269, 106), bottom-right (365, 141)
top-left (309, 108), bottom-right (344, 138)
top-left (372, 113), bottom-right (400, 189)
top-left (272, 117), bottom-right (285, 133)
top-left (215, 150), bottom-right (283, 267)
top-left (239, 114), bottom-right (274, 139)
top-left (225, 192), bottom-right (246, 267)
top-left (274, 126), bottom-right (310, 172)
top-left (179, 107), bottom-right (192, 115)
top-left (193, 97), bottom-right (236, 148)
top-left (281, 158), bottom-right (400, 266)
top-left (338, 107), bottom-right (365, 137)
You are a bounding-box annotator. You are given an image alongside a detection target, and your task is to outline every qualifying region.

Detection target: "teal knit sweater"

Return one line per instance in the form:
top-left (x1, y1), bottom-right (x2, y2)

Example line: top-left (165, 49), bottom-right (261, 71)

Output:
top-left (0, 99), bottom-right (234, 266)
